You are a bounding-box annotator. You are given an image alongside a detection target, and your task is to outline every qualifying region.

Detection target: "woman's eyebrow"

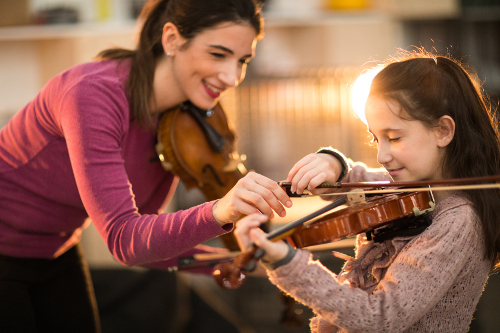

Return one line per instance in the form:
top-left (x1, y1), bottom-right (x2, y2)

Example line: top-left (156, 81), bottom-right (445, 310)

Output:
top-left (209, 44), bottom-right (253, 59)
top-left (209, 45), bottom-right (234, 54)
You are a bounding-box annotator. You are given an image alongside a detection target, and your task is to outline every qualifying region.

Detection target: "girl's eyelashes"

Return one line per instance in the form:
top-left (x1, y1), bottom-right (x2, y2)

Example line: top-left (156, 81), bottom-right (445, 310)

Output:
top-left (210, 52), bottom-right (225, 58)
top-left (369, 133), bottom-right (400, 143)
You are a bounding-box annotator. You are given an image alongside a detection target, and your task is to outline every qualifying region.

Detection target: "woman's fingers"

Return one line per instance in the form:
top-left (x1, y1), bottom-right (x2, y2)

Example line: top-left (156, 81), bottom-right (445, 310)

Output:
top-left (213, 172), bottom-right (292, 225)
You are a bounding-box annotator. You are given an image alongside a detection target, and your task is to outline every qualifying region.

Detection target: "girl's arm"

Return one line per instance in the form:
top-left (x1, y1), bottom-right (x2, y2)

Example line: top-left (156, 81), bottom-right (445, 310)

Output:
top-left (267, 199), bottom-right (486, 331)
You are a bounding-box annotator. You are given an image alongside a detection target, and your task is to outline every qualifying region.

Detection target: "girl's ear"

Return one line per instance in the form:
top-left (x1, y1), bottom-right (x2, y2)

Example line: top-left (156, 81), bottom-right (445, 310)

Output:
top-left (435, 115), bottom-right (455, 148)
top-left (161, 22), bottom-right (183, 56)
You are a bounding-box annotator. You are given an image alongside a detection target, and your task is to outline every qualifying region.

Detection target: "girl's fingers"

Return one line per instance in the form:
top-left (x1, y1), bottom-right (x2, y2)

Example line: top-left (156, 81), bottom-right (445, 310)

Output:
top-left (234, 214), bottom-right (268, 250)
top-left (249, 228), bottom-right (289, 262)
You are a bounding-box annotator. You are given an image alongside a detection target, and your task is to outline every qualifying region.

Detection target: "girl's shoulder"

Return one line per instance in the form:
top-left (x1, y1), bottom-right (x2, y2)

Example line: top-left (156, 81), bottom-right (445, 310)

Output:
top-left (431, 194), bottom-right (476, 227)
top-left (423, 193), bottom-right (482, 247)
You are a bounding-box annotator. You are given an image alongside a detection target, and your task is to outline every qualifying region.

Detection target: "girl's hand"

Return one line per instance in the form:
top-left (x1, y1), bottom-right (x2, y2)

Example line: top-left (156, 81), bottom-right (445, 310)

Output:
top-left (212, 172), bottom-right (292, 226)
top-left (286, 153), bottom-right (343, 195)
top-left (234, 213), bottom-right (289, 263)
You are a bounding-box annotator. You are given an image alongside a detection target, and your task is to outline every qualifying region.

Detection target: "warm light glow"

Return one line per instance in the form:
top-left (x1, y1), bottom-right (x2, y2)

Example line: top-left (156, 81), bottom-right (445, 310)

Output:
top-left (351, 66), bottom-right (382, 124)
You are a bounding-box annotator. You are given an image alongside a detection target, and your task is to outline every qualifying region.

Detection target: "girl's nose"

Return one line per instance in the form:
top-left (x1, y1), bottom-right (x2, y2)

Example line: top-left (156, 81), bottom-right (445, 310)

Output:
top-left (377, 142), bottom-right (392, 165)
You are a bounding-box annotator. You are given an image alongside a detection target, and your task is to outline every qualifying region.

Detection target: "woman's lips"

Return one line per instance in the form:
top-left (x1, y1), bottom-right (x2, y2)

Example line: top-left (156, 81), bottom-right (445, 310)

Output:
top-left (203, 80), bottom-right (221, 98)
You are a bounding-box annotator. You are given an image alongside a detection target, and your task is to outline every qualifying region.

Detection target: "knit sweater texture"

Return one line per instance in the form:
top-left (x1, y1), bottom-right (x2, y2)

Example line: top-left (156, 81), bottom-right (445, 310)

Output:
top-left (268, 161), bottom-right (491, 332)
top-left (0, 59), bottom-right (230, 268)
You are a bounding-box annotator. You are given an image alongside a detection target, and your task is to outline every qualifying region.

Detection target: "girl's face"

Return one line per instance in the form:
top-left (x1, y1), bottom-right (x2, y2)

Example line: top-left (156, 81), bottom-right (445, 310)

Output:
top-left (365, 95), bottom-right (446, 182)
top-left (157, 21), bottom-right (257, 111)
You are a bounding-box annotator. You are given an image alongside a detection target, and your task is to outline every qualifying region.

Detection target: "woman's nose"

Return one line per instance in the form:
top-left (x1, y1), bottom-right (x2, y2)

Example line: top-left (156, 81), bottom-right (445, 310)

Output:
top-left (219, 64), bottom-right (243, 88)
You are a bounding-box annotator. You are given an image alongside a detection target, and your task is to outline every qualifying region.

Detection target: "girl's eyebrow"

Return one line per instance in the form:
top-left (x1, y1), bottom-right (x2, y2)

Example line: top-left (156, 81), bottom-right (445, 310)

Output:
top-left (368, 128), bottom-right (402, 135)
top-left (209, 44), bottom-right (253, 59)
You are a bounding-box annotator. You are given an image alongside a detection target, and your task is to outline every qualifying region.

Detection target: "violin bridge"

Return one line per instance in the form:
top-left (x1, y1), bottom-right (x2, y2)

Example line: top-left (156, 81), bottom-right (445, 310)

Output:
top-left (347, 189), bottom-right (366, 205)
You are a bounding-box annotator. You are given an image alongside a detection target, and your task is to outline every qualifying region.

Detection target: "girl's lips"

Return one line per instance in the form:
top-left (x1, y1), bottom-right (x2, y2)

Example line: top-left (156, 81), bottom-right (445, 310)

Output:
top-left (203, 81), bottom-right (221, 98)
top-left (387, 167), bottom-right (404, 177)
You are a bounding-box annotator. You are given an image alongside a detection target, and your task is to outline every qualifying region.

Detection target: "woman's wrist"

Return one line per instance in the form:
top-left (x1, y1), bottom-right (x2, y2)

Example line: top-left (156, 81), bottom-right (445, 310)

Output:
top-left (211, 200), bottom-right (227, 227)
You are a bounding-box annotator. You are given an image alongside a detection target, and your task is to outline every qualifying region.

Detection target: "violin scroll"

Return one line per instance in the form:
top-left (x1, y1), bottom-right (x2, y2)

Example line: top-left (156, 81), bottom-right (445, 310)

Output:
top-left (213, 247), bottom-right (265, 289)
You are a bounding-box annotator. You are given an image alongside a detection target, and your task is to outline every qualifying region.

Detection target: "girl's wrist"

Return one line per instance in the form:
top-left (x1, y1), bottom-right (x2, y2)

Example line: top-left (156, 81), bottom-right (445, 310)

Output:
top-left (261, 241), bottom-right (296, 270)
top-left (316, 147), bottom-right (349, 182)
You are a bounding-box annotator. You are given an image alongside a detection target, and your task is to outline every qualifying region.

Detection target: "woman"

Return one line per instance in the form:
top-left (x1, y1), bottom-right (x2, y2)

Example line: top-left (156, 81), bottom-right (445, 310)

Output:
top-left (0, 0), bottom-right (315, 332)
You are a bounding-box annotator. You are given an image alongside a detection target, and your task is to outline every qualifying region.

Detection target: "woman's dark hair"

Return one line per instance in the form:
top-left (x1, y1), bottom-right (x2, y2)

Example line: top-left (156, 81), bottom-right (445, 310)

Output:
top-left (369, 50), bottom-right (500, 270)
top-left (97, 0), bottom-right (263, 129)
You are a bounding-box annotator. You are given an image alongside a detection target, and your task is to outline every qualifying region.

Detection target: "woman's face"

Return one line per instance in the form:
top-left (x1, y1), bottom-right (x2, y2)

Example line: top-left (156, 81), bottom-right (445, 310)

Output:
top-left (365, 95), bottom-right (446, 182)
top-left (156, 21), bottom-right (257, 111)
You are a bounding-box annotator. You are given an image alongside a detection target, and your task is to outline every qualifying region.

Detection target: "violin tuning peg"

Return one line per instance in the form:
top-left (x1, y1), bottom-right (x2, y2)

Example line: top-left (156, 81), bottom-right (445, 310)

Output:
top-left (254, 248), bottom-right (266, 259)
top-left (243, 260), bottom-right (257, 272)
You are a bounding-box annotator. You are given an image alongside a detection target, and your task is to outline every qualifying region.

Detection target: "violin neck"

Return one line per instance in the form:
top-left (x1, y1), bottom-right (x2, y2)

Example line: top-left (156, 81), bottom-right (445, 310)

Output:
top-left (266, 196), bottom-right (347, 242)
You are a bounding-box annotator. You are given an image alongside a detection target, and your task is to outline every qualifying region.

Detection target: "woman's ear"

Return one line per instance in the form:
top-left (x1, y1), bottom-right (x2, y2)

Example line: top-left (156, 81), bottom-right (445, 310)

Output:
top-left (435, 115), bottom-right (455, 148)
top-left (161, 22), bottom-right (182, 56)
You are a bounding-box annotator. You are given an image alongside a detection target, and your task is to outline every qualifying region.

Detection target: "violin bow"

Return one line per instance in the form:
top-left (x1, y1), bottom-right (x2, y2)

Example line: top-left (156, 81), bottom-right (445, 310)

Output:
top-left (174, 195), bottom-right (348, 270)
top-left (278, 174), bottom-right (500, 197)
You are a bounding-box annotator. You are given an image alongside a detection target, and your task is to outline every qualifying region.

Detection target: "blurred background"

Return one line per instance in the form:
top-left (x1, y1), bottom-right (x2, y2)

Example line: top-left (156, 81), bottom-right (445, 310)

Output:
top-left (1, 0), bottom-right (500, 332)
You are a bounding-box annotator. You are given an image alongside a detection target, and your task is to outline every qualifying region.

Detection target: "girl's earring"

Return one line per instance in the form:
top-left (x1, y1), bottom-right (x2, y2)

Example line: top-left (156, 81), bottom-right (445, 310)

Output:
top-left (167, 52), bottom-right (171, 56)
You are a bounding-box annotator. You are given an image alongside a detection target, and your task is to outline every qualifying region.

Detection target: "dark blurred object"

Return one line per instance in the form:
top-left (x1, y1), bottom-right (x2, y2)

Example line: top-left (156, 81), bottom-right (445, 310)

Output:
top-left (131, 0), bottom-right (149, 19)
top-left (33, 7), bottom-right (80, 25)
top-left (462, 0), bottom-right (500, 6)
top-left (0, 0), bottom-right (30, 27)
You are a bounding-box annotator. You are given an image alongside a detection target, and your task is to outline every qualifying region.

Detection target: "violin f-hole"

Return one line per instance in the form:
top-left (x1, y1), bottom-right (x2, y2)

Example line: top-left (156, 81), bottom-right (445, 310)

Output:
top-left (202, 164), bottom-right (226, 187)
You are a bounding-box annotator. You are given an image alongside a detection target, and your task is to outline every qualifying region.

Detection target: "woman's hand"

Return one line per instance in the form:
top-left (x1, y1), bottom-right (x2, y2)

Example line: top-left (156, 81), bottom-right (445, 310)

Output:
top-left (286, 153), bottom-right (343, 195)
top-left (212, 171), bottom-right (292, 226)
top-left (234, 213), bottom-right (289, 263)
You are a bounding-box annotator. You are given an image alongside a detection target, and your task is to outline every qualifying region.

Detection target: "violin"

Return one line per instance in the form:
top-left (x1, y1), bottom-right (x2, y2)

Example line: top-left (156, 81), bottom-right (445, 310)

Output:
top-left (155, 101), bottom-right (247, 250)
top-left (156, 101), bottom-right (304, 327)
top-left (289, 190), bottom-right (434, 248)
top-left (213, 189), bottom-right (435, 290)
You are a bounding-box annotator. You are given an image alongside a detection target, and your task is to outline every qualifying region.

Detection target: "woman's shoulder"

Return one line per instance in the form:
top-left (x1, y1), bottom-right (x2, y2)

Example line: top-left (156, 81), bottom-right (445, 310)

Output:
top-left (53, 59), bottom-right (130, 91)
top-left (41, 59), bottom-right (132, 130)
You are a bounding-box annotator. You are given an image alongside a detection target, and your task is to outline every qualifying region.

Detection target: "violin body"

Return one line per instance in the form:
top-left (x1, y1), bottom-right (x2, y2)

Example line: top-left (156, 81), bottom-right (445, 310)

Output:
top-left (289, 191), bottom-right (434, 248)
top-left (156, 102), bottom-right (247, 250)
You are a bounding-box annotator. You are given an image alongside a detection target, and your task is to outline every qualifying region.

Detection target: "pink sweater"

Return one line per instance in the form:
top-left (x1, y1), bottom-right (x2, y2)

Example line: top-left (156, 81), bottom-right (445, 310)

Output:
top-left (0, 59), bottom-right (231, 268)
top-left (268, 162), bottom-right (491, 332)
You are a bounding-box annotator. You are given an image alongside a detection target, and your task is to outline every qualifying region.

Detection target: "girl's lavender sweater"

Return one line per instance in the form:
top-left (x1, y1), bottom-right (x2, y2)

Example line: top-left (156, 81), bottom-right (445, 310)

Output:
top-left (268, 162), bottom-right (491, 332)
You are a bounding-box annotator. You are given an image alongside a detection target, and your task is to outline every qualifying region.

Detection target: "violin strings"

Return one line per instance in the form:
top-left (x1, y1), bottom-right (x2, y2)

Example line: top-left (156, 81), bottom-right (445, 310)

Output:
top-left (296, 183), bottom-right (500, 198)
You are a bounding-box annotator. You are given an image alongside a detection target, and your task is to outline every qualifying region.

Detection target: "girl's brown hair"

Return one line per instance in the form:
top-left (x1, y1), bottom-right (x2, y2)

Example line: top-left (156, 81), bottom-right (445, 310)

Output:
top-left (96, 0), bottom-right (263, 129)
top-left (369, 50), bottom-right (500, 270)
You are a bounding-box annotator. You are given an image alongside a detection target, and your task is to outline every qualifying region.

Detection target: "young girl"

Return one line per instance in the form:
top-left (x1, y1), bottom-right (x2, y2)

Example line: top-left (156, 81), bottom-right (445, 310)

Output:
top-left (234, 51), bottom-right (500, 332)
